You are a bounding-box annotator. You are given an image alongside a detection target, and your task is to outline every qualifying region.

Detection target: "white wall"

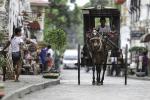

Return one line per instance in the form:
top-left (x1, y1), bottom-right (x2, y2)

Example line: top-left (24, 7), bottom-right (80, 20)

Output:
top-left (8, 0), bottom-right (31, 37)
top-left (30, 6), bottom-right (46, 41)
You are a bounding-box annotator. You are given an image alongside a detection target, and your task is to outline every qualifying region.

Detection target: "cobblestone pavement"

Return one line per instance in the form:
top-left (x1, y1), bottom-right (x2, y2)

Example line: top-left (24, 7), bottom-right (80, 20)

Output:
top-left (20, 69), bottom-right (150, 100)
top-left (3, 75), bottom-right (56, 96)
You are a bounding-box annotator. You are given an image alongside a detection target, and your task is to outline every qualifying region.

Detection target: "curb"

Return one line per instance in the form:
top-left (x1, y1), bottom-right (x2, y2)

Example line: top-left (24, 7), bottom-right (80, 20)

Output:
top-left (128, 75), bottom-right (150, 81)
top-left (2, 79), bottom-right (60, 100)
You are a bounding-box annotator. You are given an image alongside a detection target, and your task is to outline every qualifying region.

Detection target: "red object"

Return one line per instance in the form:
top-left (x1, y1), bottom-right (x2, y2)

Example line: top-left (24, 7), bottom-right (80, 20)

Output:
top-left (115, 0), bottom-right (126, 4)
top-left (0, 92), bottom-right (5, 97)
top-left (27, 21), bottom-right (41, 30)
top-left (47, 57), bottom-right (53, 68)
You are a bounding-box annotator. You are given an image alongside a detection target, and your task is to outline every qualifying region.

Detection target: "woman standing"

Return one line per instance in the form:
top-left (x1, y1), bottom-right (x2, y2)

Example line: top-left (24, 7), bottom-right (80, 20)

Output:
top-left (2, 27), bottom-right (24, 82)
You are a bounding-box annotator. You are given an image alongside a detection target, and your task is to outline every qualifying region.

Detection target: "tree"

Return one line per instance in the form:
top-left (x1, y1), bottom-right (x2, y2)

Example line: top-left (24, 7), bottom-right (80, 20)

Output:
top-left (44, 28), bottom-right (67, 70)
top-left (44, 29), bottom-right (67, 52)
top-left (90, 0), bottom-right (109, 7)
top-left (45, 0), bottom-right (71, 29)
top-left (44, 0), bottom-right (82, 48)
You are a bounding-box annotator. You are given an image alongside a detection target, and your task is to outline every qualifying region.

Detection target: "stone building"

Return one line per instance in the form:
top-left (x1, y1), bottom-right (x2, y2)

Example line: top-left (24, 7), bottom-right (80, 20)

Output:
top-left (129, 0), bottom-right (150, 75)
top-left (0, 0), bottom-right (9, 44)
top-left (0, 0), bottom-right (31, 79)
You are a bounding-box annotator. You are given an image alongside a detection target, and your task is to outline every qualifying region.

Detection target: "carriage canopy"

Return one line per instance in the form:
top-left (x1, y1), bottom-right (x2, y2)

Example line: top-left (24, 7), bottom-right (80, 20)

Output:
top-left (82, 7), bottom-right (120, 47)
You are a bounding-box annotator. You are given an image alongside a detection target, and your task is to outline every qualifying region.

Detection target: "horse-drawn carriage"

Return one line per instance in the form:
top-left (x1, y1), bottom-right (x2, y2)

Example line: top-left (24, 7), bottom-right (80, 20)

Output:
top-left (78, 7), bottom-right (128, 85)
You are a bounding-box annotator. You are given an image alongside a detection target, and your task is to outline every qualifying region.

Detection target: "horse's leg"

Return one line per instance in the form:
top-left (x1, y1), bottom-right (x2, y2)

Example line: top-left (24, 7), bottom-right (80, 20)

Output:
top-left (92, 64), bottom-right (95, 85)
top-left (96, 65), bottom-right (100, 85)
top-left (101, 54), bottom-right (108, 85)
top-left (96, 65), bottom-right (98, 84)
top-left (99, 65), bottom-right (101, 84)
top-left (100, 63), bottom-right (106, 85)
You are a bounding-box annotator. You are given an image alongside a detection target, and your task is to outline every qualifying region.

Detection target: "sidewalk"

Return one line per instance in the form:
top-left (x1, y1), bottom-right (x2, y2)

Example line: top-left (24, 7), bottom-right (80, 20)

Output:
top-left (2, 75), bottom-right (60, 100)
top-left (128, 75), bottom-right (150, 81)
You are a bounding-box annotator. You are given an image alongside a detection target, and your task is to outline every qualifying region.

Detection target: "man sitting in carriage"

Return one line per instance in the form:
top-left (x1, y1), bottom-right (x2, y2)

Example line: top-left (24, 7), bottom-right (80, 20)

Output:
top-left (95, 17), bottom-right (118, 45)
top-left (96, 17), bottom-right (111, 36)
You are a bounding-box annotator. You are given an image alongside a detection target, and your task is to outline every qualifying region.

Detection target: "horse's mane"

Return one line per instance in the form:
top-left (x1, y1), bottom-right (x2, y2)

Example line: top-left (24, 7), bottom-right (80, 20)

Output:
top-left (90, 35), bottom-right (103, 51)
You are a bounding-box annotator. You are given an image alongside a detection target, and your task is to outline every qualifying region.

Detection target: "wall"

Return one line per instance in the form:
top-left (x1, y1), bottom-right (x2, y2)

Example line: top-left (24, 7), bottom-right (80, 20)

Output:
top-left (0, 0), bottom-right (9, 42)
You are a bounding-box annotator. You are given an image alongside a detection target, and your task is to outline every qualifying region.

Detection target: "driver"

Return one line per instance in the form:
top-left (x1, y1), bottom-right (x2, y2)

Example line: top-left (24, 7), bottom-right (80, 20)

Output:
top-left (97, 17), bottom-right (111, 36)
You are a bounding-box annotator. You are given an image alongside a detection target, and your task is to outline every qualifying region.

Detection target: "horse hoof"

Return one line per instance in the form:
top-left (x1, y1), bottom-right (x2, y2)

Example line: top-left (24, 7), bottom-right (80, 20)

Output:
top-left (100, 82), bottom-right (103, 85)
top-left (97, 82), bottom-right (101, 86)
top-left (92, 82), bottom-right (95, 85)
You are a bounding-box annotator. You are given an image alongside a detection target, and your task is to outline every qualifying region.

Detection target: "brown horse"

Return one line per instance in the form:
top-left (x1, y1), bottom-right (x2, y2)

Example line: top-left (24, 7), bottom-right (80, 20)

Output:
top-left (89, 33), bottom-right (108, 85)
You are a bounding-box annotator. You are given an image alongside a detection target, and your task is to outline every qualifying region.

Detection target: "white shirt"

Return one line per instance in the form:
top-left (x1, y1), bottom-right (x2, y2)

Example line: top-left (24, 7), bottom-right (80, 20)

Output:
top-left (47, 48), bottom-right (54, 58)
top-left (98, 25), bottom-right (111, 34)
top-left (11, 36), bottom-right (23, 52)
top-left (30, 39), bottom-right (37, 44)
top-left (111, 57), bottom-right (117, 63)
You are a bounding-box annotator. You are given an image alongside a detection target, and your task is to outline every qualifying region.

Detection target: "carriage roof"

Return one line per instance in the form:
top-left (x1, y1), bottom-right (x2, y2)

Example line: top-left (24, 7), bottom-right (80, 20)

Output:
top-left (82, 7), bottom-right (121, 47)
top-left (82, 7), bottom-right (120, 17)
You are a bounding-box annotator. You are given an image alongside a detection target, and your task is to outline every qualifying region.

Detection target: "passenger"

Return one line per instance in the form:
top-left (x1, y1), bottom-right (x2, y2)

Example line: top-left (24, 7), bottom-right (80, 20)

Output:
top-left (108, 25), bottom-right (118, 44)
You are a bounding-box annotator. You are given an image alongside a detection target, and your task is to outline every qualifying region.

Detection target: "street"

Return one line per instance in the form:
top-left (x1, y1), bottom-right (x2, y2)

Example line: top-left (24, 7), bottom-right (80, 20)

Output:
top-left (19, 68), bottom-right (150, 100)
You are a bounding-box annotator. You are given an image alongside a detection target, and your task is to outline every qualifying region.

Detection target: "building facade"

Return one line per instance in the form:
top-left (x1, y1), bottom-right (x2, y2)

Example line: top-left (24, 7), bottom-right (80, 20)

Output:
top-left (0, 0), bottom-right (49, 78)
top-left (28, 0), bottom-right (49, 41)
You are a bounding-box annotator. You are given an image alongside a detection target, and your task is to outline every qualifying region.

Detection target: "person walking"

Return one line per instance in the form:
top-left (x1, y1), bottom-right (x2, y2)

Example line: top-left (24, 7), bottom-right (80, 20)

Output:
top-left (47, 45), bottom-right (54, 59)
top-left (138, 54), bottom-right (143, 72)
top-left (110, 57), bottom-right (117, 76)
top-left (142, 51), bottom-right (148, 76)
top-left (39, 46), bottom-right (48, 72)
top-left (2, 27), bottom-right (24, 82)
top-left (46, 53), bottom-right (53, 71)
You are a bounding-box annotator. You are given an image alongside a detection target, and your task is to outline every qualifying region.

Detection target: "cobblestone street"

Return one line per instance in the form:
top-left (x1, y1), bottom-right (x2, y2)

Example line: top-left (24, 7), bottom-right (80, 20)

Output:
top-left (1, 0), bottom-right (150, 100)
top-left (20, 69), bottom-right (150, 100)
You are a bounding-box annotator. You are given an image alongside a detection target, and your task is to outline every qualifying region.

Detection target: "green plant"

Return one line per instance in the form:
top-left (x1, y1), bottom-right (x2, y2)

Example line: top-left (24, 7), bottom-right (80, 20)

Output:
top-left (0, 54), bottom-right (6, 68)
top-left (129, 46), bottom-right (148, 53)
top-left (44, 29), bottom-right (67, 52)
top-left (0, 33), bottom-right (4, 44)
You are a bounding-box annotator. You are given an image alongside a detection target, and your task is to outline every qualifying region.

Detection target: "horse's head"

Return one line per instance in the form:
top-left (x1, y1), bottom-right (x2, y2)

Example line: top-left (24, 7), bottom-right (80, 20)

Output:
top-left (90, 36), bottom-right (103, 52)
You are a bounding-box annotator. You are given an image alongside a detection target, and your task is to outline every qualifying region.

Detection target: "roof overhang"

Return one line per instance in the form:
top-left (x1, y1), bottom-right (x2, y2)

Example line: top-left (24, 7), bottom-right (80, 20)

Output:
top-left (141, 33), bottom-right (150, 42)
top-left (82, 7), bottom-right (120, 17)
top-left (30, 0), bottom-right (50, 7)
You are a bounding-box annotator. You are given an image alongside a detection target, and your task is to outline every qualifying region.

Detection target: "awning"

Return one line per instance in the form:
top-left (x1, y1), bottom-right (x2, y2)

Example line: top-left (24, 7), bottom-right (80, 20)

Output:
top-left (29, 0), bottom-right (50, 7)
top-left (141, 33), bottom-right (150, 42)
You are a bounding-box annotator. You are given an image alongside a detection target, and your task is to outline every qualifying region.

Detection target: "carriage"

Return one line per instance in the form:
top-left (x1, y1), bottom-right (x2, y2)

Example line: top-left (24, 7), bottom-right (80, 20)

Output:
top-left (77, 7), bottom-right (128, 85)
top-left (81, 7), bottom-right (121, 64)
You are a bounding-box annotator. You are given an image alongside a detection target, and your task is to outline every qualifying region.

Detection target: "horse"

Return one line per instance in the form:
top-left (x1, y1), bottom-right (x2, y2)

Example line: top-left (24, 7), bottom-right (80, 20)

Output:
top-left (88, 31), bottom-right (109, 85)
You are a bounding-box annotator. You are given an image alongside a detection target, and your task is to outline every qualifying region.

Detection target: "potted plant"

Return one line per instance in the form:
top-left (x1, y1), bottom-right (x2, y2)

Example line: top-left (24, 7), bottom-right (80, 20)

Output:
top-left (129, 46), bottom-right (148, 76)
